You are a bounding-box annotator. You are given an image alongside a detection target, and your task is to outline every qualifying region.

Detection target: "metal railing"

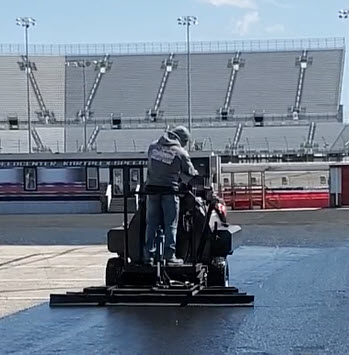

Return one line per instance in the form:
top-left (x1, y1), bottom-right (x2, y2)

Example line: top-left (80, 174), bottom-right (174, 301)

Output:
top-left (0, 136), bottom-right (344, 155)
top-left (0, 37), bottom-right (345, 56)
top-left (57, 112), bottom-right (342, 127)
top-left (0, 112), bottom-right (341, 130)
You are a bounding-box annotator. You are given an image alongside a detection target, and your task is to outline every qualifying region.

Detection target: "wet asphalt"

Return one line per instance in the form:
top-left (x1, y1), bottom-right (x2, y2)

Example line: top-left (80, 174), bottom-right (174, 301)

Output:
top-left (1, 209), bottom-right (349, 355)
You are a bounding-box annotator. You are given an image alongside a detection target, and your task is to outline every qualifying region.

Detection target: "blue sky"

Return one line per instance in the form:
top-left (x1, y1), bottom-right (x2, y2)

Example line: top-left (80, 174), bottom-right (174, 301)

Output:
top-left (0, 0), bottom-right (348, 44)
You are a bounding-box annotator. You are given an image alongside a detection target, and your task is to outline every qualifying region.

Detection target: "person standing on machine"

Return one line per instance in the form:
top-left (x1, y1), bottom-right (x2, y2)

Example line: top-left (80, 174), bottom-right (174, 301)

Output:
top-left (144, 125), bottom-right (198, 265)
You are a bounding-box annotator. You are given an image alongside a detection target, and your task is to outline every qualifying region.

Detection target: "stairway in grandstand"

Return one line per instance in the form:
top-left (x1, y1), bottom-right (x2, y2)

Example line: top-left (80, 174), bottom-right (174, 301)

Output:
top-left (18, 56), bottom-right (55, 122)
top-left (219, 52), bottom-right (243, 119)
top-left (31, 127), bottom-right (51, 152)
top-left (147, 53), bottom-right (177, 120)
top-left (83, 54), bottom-right (112, 119)
top-left (37, 127), bottom-right (65, 153)
top-left (78, 125), bottom-right (100, 152)
top-left (304, 122), bottom-right (316, 152)
top-left (64, 125), bottom-right (100, 152)
top-left (293, 50), bottom-right (312, 115)
top-left (0, 56), bottom-right (65, 124)
top-left (65, 54), bottom-right (164, 120)
top-left (301, 50), bottom-right (343, 114)
top-left (231, 123), bottom-right (243, 154)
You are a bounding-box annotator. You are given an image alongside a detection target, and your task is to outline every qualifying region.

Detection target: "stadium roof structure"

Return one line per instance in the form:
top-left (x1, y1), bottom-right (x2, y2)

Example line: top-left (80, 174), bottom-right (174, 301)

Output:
top-left (0, 37), bottom-right (345, 56)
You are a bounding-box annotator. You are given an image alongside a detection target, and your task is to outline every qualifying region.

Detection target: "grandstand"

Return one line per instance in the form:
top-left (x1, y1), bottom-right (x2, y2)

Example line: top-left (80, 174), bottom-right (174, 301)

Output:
top-left (0, 37), bottom-right (347, 159)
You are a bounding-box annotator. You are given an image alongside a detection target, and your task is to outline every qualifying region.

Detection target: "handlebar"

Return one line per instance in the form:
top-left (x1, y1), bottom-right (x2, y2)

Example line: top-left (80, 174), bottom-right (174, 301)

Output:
top-left (135, 190), bottom-right (180, 196)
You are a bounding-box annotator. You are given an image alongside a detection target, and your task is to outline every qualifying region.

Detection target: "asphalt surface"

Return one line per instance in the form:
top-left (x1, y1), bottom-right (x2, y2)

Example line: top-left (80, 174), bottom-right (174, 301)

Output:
top-left (1, 209), bottom-right (349, 354)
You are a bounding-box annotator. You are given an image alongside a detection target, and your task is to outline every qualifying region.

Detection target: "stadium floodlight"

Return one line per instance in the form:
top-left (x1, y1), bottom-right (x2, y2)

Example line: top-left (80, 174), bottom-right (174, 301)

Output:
top-left (16, 17), bottom-right (36, 27)
top-left (16, 17), bottom-right (36, 154)
top-left (177, 16), bottom-right (199, 26)
top-left (339, 9), bottom-right (349, 19)
top-left (177, 16), bottom-right (198, 144)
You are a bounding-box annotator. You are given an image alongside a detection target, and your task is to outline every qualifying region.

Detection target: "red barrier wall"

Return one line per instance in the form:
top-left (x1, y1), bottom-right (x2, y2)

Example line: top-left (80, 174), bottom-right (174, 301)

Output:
top-left (224, 190), bottom-right (329, 210)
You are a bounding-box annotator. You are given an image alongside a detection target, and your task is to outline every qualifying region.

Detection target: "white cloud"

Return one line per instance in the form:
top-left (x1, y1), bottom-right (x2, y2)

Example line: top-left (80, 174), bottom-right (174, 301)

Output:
top-left (263, 0), bottom-right (291, 8)
top-left (199, 0), bottom-right (289, 36)
top-left (200, 0), bottom-right (291, 9)
top-left (234, 11), bottom-right (260, 35)
top-left (265, 23), bottom-right (285, 34)
top-left (202, 0), bottom-right (257, 9)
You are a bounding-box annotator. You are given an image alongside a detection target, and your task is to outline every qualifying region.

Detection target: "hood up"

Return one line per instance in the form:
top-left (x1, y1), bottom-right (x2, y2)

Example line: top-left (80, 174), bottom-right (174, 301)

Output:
top-left (157, 131), bottom-right (181, 147)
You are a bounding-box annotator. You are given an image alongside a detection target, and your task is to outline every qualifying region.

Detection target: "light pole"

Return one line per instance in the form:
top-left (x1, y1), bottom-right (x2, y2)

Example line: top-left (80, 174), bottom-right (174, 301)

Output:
top-left (245, 137), bottom-right (250, 155)
top-left (264, 137), bottom-right (270, 153)
top-left (16, 17), bottom-right (36, 154)
top-left (339, 9), bottom-right (349, 121)
top-left (65, 59), bottom-right (91, 152)
top-left (177, 16), bottom-right (198, 140)
top-left (283, 136), bottom-right (289, 153)
top-left (82, 61), bottom-right (87, 152)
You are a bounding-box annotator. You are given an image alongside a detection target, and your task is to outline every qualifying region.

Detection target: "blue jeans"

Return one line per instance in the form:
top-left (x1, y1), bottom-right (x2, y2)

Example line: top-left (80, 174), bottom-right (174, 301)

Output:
top-left (144, 194), bottom-right (179, 260)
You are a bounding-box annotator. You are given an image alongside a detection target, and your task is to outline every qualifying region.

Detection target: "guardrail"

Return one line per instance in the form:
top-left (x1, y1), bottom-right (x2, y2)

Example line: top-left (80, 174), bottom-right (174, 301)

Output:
top-left (0, 112), bottom-right (341, 130)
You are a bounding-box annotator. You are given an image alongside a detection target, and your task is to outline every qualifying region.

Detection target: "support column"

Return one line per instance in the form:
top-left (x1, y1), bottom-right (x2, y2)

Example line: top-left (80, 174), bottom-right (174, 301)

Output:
top-left (261, 171), bottom-right (266, 210)
top-left (248, 171), bottom-right (253, 210)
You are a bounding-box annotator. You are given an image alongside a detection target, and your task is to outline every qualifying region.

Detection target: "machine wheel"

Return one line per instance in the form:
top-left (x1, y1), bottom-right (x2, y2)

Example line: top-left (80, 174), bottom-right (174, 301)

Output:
top-left (207, 257), bottom-right (229, 287)
top-left (105, 257), bottom-right (124, 286)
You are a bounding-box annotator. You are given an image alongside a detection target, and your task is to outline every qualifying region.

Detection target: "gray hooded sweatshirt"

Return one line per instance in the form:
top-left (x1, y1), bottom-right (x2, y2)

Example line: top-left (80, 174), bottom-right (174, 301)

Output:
top-left (146, 131), bottom-right (197, 190)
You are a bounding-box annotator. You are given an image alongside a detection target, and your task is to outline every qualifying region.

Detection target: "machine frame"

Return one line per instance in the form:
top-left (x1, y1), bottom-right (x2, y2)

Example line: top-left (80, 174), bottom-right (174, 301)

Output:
top-left (50, 176), bottom-right (254, 307)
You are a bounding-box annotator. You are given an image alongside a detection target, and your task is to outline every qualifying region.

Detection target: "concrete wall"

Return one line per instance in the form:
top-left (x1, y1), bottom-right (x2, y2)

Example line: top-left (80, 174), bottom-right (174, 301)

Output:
top-left (0, 200), bottom-right (101, 214)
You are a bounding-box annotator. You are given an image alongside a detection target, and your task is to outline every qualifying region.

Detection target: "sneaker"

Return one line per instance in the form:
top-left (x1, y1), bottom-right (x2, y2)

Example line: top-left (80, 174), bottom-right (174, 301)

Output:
top-left (166, 256), bottom-right (184, 265)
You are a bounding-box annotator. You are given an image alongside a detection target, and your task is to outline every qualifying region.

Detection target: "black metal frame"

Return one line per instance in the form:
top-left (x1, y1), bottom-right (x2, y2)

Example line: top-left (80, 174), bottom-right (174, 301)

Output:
top-left (50, 285), bottom-right (254, 307)
top-left (49, 174), bottom-right (255, 307)
top-left (123, 192), bottom-right (129, 268)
